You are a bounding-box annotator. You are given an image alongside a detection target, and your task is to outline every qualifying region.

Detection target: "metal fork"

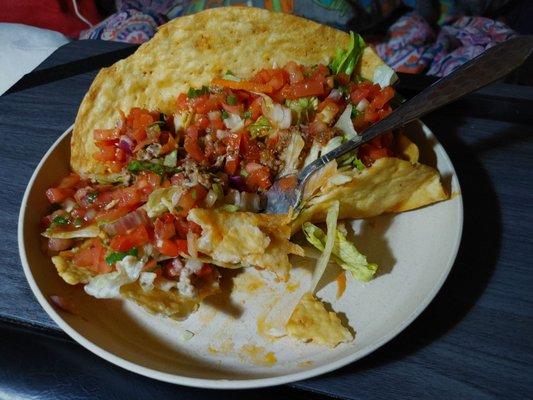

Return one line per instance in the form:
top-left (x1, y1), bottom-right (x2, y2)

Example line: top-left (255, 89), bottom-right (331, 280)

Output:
top-left (265, 35), bottom-right (533, 214)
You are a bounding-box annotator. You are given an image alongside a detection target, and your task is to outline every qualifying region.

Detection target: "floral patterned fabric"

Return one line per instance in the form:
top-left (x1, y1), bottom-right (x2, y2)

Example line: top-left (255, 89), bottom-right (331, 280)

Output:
top-left (80, 0), bottom-right (516, 76)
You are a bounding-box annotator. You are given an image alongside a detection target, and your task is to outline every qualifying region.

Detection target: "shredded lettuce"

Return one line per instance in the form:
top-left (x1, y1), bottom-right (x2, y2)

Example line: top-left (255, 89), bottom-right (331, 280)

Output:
top-left (334, 104), bottom-right (359, 140)
top-left (187, 86), bottom-right (209, 98)
top-left (285, 97), bottom-right (318, 124)
top-left (321, 136), bottom-right (343, 155)
top-left (303, 222), bottom-right (378, 282)
top-left (249, 116), bottom-right (271, 138)
top-left (279, 133), bottom-right (305, 177)
top-left (310, 201), bottom-right (339, 292)
top-left (144, 186), bottom-right (184, 218)
top-left (329, 31), bottom-right (366, 77)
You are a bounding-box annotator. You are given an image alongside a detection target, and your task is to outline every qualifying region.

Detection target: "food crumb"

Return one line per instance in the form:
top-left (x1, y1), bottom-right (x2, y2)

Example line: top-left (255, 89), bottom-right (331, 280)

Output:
top-left (180, 330), bottom-right (195, 341)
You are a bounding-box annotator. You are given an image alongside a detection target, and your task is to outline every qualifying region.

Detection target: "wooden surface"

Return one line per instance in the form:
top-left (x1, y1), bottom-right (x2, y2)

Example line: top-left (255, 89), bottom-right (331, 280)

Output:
top-left (0, 40), bottom-right (532, 399)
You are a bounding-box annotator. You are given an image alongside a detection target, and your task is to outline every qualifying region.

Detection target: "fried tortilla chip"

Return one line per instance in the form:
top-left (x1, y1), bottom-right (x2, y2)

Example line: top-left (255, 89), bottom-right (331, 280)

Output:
top-left (187, 209), bottom-right (304, 281)
top-left (287, 292), bottom-right (352, 347)
top-left (71, 7), bottom-right (387, 177)
top-left (292, 156), bottom-right (447, 233)
top-left (120, 282), bottom-right (201, 320)
top-left (52, 255), bottom-right (94, 285)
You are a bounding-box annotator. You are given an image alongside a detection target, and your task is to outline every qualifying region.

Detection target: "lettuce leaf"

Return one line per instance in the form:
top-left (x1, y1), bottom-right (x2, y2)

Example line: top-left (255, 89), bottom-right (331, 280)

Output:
top-left (329, 32), bottom-right (366, 77)
top-left (285, 97), bottom-right (318, 124)
top-left (309, 201), bottom-right (339, 292)
top-left (303, 222), bottom-right (378, 282)
top-left (144, 186), bottom-right (184, 218)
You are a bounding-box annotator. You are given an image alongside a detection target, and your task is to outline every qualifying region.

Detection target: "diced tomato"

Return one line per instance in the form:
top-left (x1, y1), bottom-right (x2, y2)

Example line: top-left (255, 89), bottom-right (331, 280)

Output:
top-left (211, 78), bottom-right (273, 94)
top-left (175, 239), bottom-right (189, 255)
top-left (284, 61), bottom-right (304, 84)
top-left (174, 217), bottom-right (190, 239)
top-left (224, 132), bottom-right (241, 175)
top-left (240, 132), bottom-right (261, 163)
top-left (282, 80), bottom-right (324, 99)
top-left (191, 94), bottom-right (221, 114)
top-left (188, 221), bottom-right (202, 235)
top-left (93, 129), bottom-right (119, 141)
top-left (45, 187), bottom-right (73, 204)
top-left (73, 239), bottom-right (111, 274)
top-left (155, 214), bottom-right (176, 240)
top-left (159, 133), bottom-right (178, 154)
top-left (176, 93), bottom-right (189, 111)
top-left (246, 165), bottom-right (271, 191)
top-left (372, 86), bottom-right (395, 109)
top-left (135, 171), bottom-right (160, 195)
top-left (177, 185), bottom-right (208, 216)
top-left (221, 102), bottom-right (244, 115)
top-left (184, 126), bottom-right (205, 162)
top-left (110, 225), bottom-right (151, 252)
top-left (196, 263), bottom-right (214, 278)
top-left (248, 97), bottom-right (263, 120)
top-left (158, 239), bottom-right (179, 257)
top-left (94, 145), bottom-right (116, 162)
top-left (95, 206), bottom-right (131, 223)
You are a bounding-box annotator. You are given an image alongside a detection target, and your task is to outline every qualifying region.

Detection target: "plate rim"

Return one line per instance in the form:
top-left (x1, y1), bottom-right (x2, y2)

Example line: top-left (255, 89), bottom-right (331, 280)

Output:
top-left (18, 122), bottom-right (463, 389)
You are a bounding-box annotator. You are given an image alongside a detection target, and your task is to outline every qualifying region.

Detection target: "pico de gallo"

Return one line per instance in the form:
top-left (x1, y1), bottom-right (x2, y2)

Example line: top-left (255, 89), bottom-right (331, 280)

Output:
top-left (42, 32), bottom-right (399, 301)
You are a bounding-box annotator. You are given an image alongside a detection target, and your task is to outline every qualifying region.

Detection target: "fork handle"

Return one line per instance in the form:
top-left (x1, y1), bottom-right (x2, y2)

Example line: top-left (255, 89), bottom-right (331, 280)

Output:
top-left (299, 35), bottom-right (533, 183)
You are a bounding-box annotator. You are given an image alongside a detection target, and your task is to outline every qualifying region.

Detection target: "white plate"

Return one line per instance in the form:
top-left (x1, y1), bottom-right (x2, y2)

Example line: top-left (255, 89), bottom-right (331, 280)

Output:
top-left (18, 121), bottom-right (462, 389)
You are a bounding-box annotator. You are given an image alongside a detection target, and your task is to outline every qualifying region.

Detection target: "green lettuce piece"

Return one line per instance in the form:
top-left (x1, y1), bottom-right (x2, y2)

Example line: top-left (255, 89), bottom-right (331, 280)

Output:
top-left (329, 31), bottom-right (366, 77)
top-left (285, 97), bottom-right (318, 124)
top-left (303, 222), bottom-right (377, 282)
top-left (144, 186), bottom-right (183, 218)
top-left (249, 116), bottom-right (271, 138)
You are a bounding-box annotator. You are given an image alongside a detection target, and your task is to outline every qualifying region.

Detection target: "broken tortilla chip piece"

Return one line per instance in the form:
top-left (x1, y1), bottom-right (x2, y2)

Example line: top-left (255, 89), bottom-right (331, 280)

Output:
top-left (52, 255), bottom-right (95, 285)
top-left (120, 282), bottom-right (203, 320)
top-left (187, 209), bottom-right (303, 281)
top-left (291, 157), bottom-right (448, 233)
top-left (287, 292), bottom-right (352, 347)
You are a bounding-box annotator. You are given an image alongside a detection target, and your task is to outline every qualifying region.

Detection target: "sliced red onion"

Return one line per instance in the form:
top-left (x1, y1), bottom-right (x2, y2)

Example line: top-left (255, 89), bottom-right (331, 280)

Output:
top-left (327, 88), bottom-right (343, 101)
top-left (102, 209), bottom-right (151, 236)
top-left (48, 238), bottom-right (73, 252)
top-left (118, 135), bottom-right (134, 154)
top-left (228, 175), bottom-right (247, 192)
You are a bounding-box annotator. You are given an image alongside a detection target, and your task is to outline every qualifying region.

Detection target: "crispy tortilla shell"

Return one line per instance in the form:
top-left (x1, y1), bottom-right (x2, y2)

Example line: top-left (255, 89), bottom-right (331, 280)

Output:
top-left (188, 208), bottom-right (304, 281)
top-left (292, 156), bottom-right (448, 233)
top-left (71, 7), bottom-right (386, 177)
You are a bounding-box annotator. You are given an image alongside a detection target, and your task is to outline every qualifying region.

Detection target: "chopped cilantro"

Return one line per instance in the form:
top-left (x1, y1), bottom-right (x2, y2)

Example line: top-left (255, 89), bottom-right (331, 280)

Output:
top-left (86, 192), bottom-right (98, 204)
top-left (187, 86), bottom-right (209, 98)
top-left (226, 94), bottom-right (237, 105)
top-left (243, 110), bottom-right (252, 119)
top-left (221, 110), bottom-right (229, 119)
top-left (73, 218), bottom-right (83, 228)
top-left (52, 215), bottom-right (69, 225)
top-left (191, 188), bottom-right (197, 200)
top-left (354, 158), bottom-right (366, 171)
top-left (351, 107), bottom-right (361, 118)
top-left (105, 248), bottom-right (138, 265)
